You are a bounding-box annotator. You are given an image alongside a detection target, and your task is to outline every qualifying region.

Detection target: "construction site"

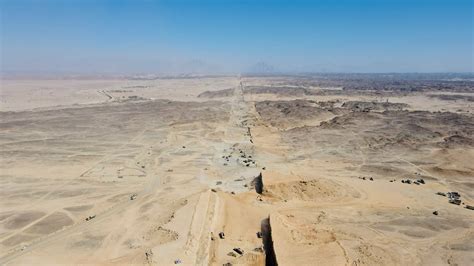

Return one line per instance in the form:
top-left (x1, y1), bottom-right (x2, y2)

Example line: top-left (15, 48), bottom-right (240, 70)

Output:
top-left (1, 75), bottom-right (473, 265)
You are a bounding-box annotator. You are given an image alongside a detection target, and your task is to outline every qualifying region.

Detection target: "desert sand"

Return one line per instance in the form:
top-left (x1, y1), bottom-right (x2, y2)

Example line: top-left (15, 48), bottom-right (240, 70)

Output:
top-left (0, 75), bottom-right (473, 265)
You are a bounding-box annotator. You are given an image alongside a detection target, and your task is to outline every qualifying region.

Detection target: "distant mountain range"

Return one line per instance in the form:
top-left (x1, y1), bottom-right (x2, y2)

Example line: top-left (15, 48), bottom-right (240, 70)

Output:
top-left (244, 62), bottom-right (277, 74)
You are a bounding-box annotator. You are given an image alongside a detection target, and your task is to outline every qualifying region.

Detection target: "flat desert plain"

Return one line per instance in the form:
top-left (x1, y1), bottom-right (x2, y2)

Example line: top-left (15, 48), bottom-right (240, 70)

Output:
top-left (0, 76), bottom-right (473, 265)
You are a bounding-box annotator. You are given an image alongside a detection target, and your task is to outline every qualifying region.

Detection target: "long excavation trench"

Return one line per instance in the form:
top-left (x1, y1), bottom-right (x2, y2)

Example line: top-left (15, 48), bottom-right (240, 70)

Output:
top-left (261, 217), bottom-right (278, 266)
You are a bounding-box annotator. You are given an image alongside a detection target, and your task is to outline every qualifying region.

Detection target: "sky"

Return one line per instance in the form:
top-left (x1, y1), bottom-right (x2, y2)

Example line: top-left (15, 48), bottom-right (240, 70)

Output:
top-left (1, 0), bottom-right (473, 74)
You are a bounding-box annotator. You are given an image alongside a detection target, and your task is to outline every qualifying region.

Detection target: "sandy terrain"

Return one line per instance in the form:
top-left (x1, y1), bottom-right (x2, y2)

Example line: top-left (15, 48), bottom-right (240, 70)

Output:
top-left (0, 77), bottom-right (238, 111)
top-left (0, 76), bottom-right (473, 265)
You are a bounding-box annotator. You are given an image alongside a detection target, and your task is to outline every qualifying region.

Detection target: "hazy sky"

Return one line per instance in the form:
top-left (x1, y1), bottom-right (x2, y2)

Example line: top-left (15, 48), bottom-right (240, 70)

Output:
top-left (1, 0), bottom-right (473, 74)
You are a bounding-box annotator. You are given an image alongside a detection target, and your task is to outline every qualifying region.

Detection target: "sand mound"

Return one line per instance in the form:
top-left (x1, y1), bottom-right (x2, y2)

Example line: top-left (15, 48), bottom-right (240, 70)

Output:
top-left (265, 179), bottom-right (359, 201)
top-left (269, 212), bottom-right (347, 265)
top-left (270, 212), bottom-right (398, 265)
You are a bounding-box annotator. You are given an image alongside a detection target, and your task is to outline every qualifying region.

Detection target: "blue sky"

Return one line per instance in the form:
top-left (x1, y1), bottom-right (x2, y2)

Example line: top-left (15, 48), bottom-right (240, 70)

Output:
top-left (1, 0), bottom-right (472, 74)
